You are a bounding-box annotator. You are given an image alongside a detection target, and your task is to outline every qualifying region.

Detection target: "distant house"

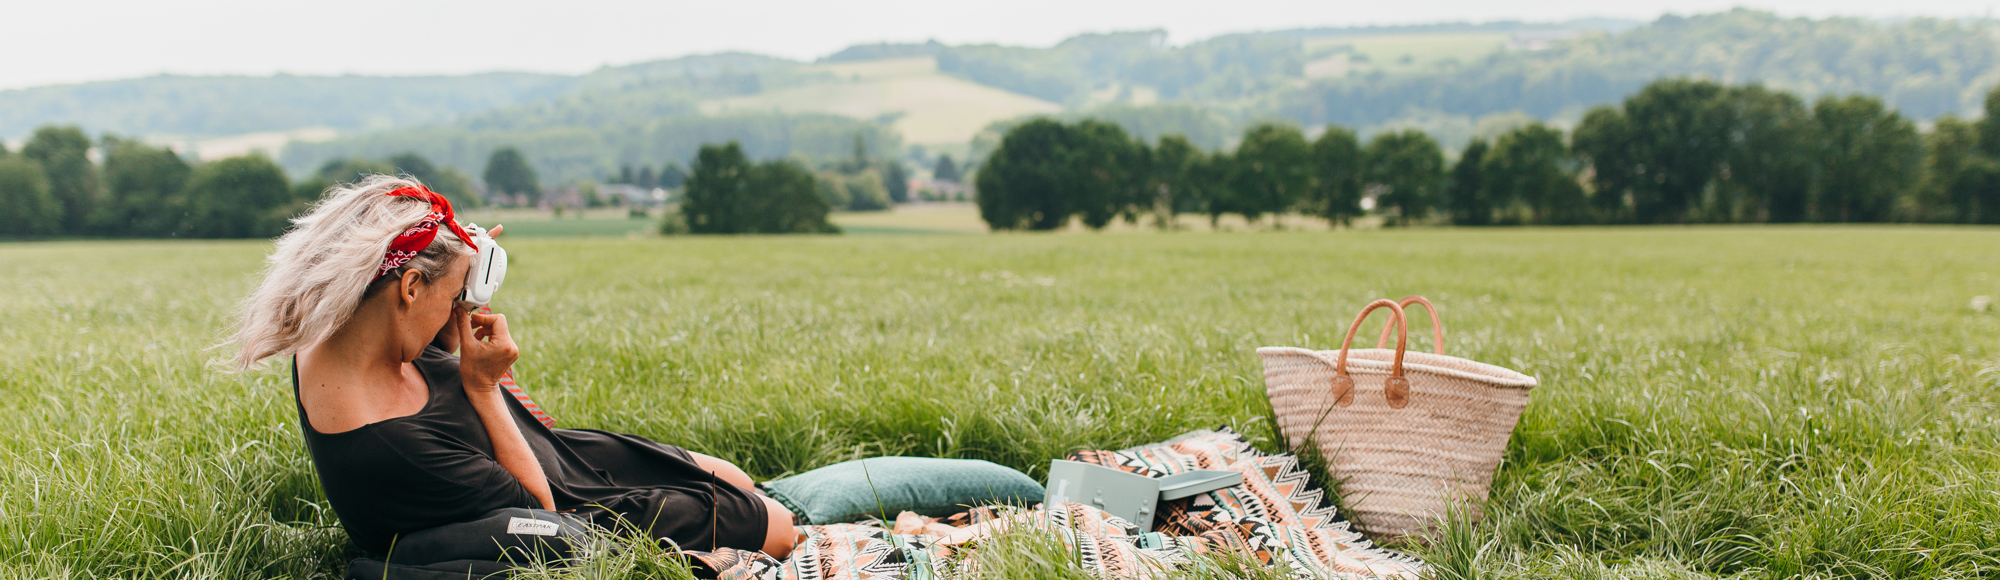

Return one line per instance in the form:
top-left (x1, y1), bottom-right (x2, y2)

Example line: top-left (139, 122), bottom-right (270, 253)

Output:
top-left (599, 184), bottom-right (669, 207)
top-left (916, 179), bottom-right (968, 202)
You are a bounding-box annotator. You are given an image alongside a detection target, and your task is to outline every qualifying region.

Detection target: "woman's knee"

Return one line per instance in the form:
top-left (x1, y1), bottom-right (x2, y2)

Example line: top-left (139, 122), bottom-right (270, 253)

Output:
top-left (688, 451), bottom-right (756, 491)
top-left (760, 496), bottom-right (799, 558)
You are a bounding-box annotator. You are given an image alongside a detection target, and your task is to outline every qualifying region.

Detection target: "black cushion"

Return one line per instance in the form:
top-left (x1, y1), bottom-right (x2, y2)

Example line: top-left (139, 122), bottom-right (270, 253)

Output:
top-left (344, 558), bottom-right (514, 580)
top-left (383, 507), bottom-right (599, 566)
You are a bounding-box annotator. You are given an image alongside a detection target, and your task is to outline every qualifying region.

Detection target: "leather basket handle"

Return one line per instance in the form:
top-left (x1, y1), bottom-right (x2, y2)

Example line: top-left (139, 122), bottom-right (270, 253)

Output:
top-left (1332, 299), bottom-right (1411, 409)
top-left (1375, 295), bottom-right (1444, 354)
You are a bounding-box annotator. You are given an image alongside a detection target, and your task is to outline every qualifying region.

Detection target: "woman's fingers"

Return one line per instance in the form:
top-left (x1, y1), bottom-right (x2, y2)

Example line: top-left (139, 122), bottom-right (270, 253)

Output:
top-left (456, 308), bottom-right (477, 350)
top-left (488, 224), bottom-right (504, 238)
top-left (467, 312), bottom-right (511, 345)
top-left (485, 313), bottom-right (510, 345)
top-left (458, 311), bottom-right (518, 390)
top-left (466, 312), bottom-right (517, 359)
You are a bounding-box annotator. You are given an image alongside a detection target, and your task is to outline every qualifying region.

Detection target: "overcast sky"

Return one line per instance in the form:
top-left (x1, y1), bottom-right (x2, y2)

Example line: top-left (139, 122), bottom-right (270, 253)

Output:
top-left (6, 0), bottom-right (1999, 90)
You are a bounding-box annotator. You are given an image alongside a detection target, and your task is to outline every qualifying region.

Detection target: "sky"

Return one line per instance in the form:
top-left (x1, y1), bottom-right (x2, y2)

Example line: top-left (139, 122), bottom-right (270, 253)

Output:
top-left (5, 0), bottom-right (2000, 91)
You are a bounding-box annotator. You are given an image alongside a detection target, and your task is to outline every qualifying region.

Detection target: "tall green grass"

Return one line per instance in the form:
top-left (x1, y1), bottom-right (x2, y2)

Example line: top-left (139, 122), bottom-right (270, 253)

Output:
top-left (1, 227), bottom-right (1997, 579)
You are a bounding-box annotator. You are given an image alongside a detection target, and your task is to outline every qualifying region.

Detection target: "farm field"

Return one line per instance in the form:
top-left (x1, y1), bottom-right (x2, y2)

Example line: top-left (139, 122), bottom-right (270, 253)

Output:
top-left (3, 227), bottom-right (2000, 578)
top-left (699, 56), bottom-right (1062, 145)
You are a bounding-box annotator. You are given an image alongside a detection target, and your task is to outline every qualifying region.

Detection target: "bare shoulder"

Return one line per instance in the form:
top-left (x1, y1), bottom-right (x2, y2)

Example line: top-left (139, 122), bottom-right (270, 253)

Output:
top-left (296, 352), bottom-right (431, 435)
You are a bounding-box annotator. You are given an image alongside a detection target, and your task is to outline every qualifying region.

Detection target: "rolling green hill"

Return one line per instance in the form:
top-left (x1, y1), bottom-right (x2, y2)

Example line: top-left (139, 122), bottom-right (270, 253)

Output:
top-left (15, 10), bottom-right (2000, 186)
top-left (700, 57), bottom-right (1062, 145)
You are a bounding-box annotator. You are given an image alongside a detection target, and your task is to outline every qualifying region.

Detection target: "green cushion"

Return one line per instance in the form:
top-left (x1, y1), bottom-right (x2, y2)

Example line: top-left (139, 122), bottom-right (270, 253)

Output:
top-left (763, 457), bottom-right (1044, 525)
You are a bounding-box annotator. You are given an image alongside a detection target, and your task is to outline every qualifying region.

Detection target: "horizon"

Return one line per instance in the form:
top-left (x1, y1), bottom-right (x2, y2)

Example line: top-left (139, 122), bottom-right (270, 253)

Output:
top-left (9, 0), bottom-right (2000, 91)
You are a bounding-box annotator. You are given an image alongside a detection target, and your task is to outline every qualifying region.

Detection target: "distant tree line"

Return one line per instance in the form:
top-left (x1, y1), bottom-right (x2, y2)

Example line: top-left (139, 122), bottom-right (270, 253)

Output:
top-left (0, 123), bottom-right (895, 238)
top-left (978, 78), bottom-right (2000, 229)
top-left (0, 124), bottom-right (563, 238)
top-left (975, 117), bottom-right (1447, 229)
top-left (606, 162), bottom-right (688, 190)
top-left (285, 112), bottom-right (901, 186)
top-left (0, 126), bottom-right (296, 237)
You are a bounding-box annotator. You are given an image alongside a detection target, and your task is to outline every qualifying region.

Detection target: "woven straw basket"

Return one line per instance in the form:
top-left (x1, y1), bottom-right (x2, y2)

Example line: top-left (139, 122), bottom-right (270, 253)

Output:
top-left (1258, 297), bottom-right (1537, 540)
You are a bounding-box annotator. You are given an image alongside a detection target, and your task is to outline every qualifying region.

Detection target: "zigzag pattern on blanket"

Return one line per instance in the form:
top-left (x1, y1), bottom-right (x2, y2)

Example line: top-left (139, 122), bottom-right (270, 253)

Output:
top-left (1069, 427), bottom-right (1424, 578)
top-left (700, 428), bottom-right (1424, 580)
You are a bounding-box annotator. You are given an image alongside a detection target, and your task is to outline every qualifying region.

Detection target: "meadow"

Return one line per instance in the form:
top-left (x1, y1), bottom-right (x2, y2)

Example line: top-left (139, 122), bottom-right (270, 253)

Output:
top-left (2, 226), bottom-right (1999, 579)
top-left (699, 56), bottom-right (1062, 146)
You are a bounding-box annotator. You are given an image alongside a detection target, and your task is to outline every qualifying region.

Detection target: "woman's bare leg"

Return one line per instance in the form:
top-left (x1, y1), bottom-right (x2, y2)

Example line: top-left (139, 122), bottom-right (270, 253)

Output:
top-left (689, 451), bottom-right (756, 491)
top-left (687, 452), bottom-right (797, 556)
top-left (760, 496), bottom-right (799, 558)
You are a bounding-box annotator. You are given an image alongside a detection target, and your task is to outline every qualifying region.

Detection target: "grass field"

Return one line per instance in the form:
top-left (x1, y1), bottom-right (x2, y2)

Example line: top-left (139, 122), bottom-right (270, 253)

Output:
top-left (4, 227), bottom-right (2000, 579)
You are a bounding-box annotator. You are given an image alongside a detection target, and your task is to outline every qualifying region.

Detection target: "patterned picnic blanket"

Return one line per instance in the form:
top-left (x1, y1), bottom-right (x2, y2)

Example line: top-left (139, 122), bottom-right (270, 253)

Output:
top-left (692, 428), bottom-right (1423, 580)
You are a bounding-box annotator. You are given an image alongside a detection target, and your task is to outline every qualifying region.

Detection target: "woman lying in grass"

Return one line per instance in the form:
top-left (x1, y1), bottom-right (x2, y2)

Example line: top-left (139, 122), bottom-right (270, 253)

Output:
top-left (227, 176), bottom-right (797, 558)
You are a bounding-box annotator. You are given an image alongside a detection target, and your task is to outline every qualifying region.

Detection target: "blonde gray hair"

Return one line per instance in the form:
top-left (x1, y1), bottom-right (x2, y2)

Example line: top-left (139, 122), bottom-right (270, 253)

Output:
top-left (228, 175), bottom-right (474, 370)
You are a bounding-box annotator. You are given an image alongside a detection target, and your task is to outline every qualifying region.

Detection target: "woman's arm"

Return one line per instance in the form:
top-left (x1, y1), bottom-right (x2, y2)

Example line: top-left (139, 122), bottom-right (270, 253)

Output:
top-left (455, 309), bottom-right (556, 511)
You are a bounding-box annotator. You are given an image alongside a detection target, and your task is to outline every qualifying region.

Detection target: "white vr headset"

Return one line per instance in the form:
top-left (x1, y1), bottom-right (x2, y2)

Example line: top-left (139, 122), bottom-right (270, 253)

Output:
top-left (457, 223), bottom-right (508, 307)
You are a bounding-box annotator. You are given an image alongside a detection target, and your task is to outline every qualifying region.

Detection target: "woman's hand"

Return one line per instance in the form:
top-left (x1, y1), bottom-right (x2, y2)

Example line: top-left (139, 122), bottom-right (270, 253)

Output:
top-left (451, 305), bottom-right (554, 510)
top-left (455, 308), bottom-right (518, 392)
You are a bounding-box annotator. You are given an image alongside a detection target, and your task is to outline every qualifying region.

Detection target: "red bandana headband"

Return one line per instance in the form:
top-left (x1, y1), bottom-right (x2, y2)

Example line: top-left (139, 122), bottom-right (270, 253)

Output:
top-left (374, 185), bottom-right (478, 282)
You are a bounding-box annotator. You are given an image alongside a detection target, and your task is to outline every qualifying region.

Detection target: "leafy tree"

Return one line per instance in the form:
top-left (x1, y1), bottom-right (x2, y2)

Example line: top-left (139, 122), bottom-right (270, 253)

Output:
top-left (1308, 126), bottom-right (1364, 226)
top-left (816, 172), bottom-right (852, 210)
top-left (1572, 106), bottom-right (1640, 222)
top-left (96, 138), bottom-right (192, 236)
top-left (1226, 123), bottom-right (1312, 225)
top-left (483, 147), bottom-right (541, 205)
top-left (1482, 123), bottom-right (1585, 224)
top-left (637, 165), bottom-right (657, 189)
top-left (1812, 95), bottom-right (1920, 222)
top-left (840, 134), bottom-right (872, 174)
top-left (1619, 79), bottom-right (1734, 223)
top-left (1362, 130), bottom-right (1446, 226)
top-left (746, 160), bottom-right (836, 233)
top-left (659, 162), bottom-right (688, 189)
top-left (1192, 151), bottom-right (1235, 228)
top-left (1719, 86), bottom-right (1815, 223)
top-left (933, 155), bottom-right (961, 183)
top-left (0, 156), bottom-right (60, 236)
top-left (977, 119), bottom-right (1076, 230)
top-left (682, 143), bottom-right (752, 233)
top-left (1148, 135), bottom-right (1203, 226)
top-left (21, 126), bottom-right (99, 234)
top-left (390, 152), bottom-right (479, 208)
top-left (1920, 116), bottom-right (2000, 223)
top-left (1448, 139), bottom-right (1492, 226)
top-left (184, 155), bottom-right (294, 238)
top-left (1068, 119), bottom-right (1147, 229)
top-left (681, 142), bottom-right (835, 234)
top-left (817, 170), bottom-right (892, 211)
top-left (881, 162), bottom-right (910, 204)
top-left (1978, 87), bottom-right (2000, 160)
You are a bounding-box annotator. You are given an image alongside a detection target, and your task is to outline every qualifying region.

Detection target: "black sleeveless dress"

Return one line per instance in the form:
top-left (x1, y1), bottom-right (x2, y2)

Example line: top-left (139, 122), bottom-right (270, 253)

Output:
top-left (292, 345), bottom-right (768, 555)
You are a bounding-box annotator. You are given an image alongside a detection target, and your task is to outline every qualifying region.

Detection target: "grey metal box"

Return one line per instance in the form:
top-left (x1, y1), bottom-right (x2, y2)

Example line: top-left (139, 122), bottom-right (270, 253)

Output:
top-left (1045, 460), bottom-right (1162, 529)
top-left (1044, 461), bottom-right (1245, 531)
